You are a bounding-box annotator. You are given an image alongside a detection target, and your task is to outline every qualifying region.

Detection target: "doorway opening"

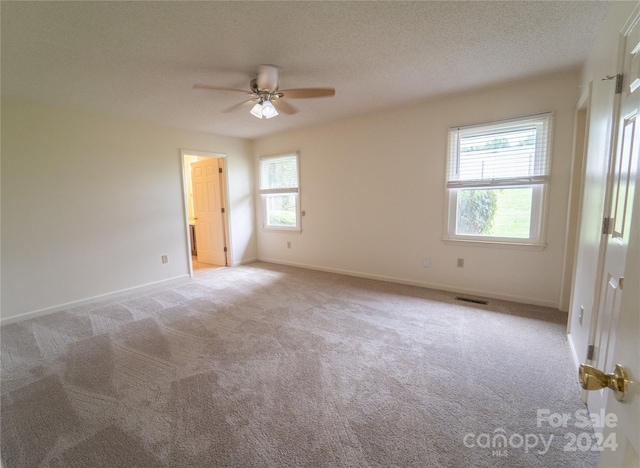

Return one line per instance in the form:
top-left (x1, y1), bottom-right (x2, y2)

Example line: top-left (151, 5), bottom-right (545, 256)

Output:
top-left (561, 96), bottom-right (589, 313)
top-left (180, 149), bottom-right (231, 276)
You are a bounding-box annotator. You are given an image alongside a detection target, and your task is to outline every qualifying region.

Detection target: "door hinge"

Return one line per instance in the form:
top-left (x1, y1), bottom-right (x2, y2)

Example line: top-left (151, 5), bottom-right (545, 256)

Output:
top-left (586, 344), bottom-right (595, 361)
top-left (603, 74), bottom-right (624, 94)
top-left (221, 207), bottom-right (225, 214)
top-left (602, 217), bottom-right (613, 235)
top-left (219, 167), bottom-right (223, 174)
top-left (223, 246), bottom-right (228, 252)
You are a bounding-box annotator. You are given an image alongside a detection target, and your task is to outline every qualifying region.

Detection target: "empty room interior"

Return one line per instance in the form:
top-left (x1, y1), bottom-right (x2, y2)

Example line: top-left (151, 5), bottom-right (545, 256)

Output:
top-left (1, 2), bottom-right (639, 467)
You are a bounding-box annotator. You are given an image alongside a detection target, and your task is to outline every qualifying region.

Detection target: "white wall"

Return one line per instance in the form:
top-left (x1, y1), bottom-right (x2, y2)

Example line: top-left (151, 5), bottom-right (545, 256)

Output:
top-left (1, 99), bottom-right (257, 321)
top-left (568, 1), bottom-right (638, 367)
top-left (253, 71), bottom-right (579, 308)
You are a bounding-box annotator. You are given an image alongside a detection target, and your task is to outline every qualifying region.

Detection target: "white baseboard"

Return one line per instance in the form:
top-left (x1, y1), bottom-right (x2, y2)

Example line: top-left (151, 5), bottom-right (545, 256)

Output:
top-left (258, 257), bottom-right (560, 309)
top-left (0, 275), bottom-right (191, 325)
top-left (2, 258), bottom-right (560, 325)
top-left (566, 333), bottom-right (588, 403)
top-left (566, 333), bottom-right (581, 372)
top-left (233, 257), bottom-right (258, 267)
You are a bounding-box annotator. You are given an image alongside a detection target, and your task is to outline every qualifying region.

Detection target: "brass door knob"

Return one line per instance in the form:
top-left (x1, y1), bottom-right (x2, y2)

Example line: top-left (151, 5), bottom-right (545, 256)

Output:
top-left (579, 364), bottom-right (628, 402)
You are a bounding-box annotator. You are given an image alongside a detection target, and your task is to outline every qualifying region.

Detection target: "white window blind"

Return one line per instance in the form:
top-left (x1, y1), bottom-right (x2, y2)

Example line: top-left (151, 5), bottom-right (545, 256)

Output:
top-left (259, 154), bottom-right (299, 195)
top-left (446, 113), bottom-right (553, 188)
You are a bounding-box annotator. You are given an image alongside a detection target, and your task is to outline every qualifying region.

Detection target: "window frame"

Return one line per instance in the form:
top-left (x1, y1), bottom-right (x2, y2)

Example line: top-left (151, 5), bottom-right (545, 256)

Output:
top-left (258, 152), bottom-right (301, 232)
top-left (444, 113), bottom-right (553, 247)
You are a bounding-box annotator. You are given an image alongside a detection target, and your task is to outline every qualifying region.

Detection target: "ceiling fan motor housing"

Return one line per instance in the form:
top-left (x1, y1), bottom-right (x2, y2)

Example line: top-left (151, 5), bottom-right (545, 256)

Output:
top-left (257, 65), bottom-right (280, 92)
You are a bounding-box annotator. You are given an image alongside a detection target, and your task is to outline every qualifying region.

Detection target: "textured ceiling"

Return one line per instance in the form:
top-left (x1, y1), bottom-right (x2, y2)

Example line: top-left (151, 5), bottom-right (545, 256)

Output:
top-left (1, 1), bottom-right (608, 140)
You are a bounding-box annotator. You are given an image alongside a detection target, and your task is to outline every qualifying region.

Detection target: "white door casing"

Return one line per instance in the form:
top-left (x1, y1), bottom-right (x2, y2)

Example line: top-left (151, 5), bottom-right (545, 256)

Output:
top-left (568, 77), bottom-right (617, 369)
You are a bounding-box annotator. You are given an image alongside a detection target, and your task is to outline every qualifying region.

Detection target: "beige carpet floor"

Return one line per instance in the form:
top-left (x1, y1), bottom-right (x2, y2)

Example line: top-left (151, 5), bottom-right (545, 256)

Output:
top-left (1, 262), bottom-right (597, 467)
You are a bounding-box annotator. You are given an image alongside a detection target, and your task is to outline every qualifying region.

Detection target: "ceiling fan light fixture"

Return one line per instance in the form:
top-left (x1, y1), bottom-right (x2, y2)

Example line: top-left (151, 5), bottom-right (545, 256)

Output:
top-left (261, 100), bottom-right (278, 119)
top-left (250, 102), bottom-right (263, 119)
top-left (196, 65), bottom-right (335, 119)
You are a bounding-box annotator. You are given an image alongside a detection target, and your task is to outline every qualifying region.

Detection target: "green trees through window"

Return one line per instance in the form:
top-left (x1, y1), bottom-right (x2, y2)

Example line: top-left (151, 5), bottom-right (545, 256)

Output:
top-left (456, 188), bottom-right (532, 238)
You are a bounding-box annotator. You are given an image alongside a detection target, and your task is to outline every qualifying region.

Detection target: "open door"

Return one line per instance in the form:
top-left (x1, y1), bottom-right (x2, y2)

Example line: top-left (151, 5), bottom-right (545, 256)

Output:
top-left (181, 149), bottom-right (230, 274)
top-left (579, 9), bottom-right (640, 465)
top-left (191, 158), bottom-right (227, 266)
top-left (595, 177), bottom-right (640, 466)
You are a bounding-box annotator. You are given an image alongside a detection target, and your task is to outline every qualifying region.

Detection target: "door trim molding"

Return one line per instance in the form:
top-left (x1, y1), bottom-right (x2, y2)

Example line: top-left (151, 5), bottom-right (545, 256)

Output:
top-left (180, 149), bottom-right (231, 277)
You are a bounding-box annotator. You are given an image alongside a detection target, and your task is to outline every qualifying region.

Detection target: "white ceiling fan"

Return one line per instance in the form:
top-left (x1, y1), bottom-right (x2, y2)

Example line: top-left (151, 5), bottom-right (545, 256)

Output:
top-left (194, 65), bottom-right (335, 119)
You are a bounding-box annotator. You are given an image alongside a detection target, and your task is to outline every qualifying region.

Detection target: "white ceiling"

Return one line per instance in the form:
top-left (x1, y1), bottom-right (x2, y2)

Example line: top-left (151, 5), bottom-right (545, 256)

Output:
top-left (1, 1), bottom-right (608, 140)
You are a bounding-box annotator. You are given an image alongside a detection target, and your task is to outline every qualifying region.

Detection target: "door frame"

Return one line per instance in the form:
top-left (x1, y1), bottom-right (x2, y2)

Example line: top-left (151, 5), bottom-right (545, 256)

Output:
top-left (562, 91), bottom-right (591, 314)
top-left (180, 149), bottom-right (232, 276)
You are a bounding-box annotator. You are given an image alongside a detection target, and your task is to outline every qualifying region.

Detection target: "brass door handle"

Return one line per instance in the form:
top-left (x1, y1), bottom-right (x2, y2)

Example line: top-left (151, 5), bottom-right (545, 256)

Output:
top-left (579, 363), bottom-right (628, 402)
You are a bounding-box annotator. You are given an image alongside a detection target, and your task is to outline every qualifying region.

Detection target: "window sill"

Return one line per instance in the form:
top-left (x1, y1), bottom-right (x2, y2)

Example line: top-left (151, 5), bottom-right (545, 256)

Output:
top-left (262, 226), bottom-right (301, 234)
top-left (441, 238), bottom-right (546, 251)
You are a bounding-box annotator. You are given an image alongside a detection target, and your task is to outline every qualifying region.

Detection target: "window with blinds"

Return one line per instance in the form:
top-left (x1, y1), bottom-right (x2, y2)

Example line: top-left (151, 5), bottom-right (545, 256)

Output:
top-left (445, 113), bottom-right (553, 245)
top-left (259, 153), bottom-right (300, 230)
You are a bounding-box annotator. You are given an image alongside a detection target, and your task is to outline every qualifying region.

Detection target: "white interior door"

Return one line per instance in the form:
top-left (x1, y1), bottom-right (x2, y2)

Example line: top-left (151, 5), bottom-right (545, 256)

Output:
top-left (599, 186), bottom-right (640, 466)
top-left (191, 158), bottom-right (227, 266)
top-left (586, 10), bottom-right (640, 465)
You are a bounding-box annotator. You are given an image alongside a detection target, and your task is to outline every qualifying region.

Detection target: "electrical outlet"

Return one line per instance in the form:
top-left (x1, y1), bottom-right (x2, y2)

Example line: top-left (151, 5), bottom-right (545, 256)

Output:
top-left (161, 255), bottom-right (168, 264)
top-left (457, 258), bottom-right (464, 268)
top-left (422, 257), bottom-right (431, 268)
top-left (287, 242), bottom-right (291, 249)
top-left (579, 306), bottom-right (584, 326)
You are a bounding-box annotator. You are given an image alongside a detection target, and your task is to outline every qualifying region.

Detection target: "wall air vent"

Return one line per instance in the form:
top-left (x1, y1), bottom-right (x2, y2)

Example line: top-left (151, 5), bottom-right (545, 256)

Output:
top-left (455, 296), bottom-right (489, 305)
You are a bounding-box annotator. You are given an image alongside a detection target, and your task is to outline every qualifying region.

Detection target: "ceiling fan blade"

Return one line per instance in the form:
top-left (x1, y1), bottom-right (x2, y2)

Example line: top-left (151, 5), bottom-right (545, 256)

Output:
top-left (193, 84), bottom-right (252, 94)
top-left (257, 65), bottom-right (279, 92)
top-left (272, 98), bottom-right (298, 115)
top-left (279, 88), bottom-right (335, 99)
top-left (221, 99), bottom-right (258, 114)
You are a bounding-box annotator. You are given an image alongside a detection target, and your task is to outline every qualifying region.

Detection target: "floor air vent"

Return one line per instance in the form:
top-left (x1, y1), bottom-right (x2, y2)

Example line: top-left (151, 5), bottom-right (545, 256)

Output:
top-left (455, 296), bottom-right (488, 305)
